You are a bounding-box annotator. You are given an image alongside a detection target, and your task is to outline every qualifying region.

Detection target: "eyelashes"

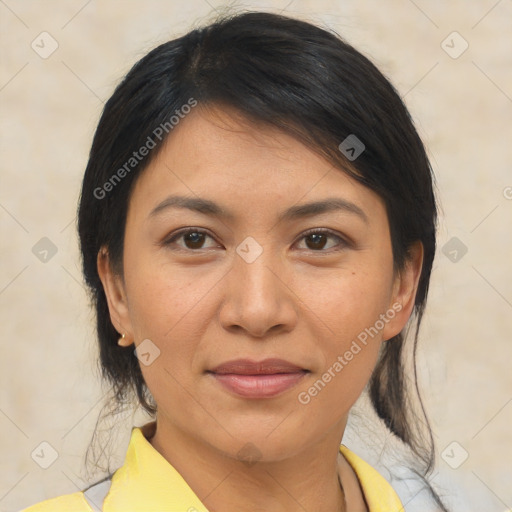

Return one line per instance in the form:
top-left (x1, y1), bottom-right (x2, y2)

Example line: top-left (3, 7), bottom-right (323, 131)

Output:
top-left (162, 227), bottom-right (350, 253)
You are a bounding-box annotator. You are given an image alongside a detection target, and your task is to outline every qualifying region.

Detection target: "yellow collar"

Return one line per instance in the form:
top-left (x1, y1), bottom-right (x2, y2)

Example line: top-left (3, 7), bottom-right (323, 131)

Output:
top-left (104, 426), bottom-right (208, 511)
top-left (102, 424), bottom-right (403, 512)
top-left (339, 445), bottom-right (403, 511)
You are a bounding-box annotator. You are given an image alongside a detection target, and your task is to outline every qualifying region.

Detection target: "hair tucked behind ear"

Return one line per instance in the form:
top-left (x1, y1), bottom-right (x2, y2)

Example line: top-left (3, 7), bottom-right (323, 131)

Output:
top-left (78, 10), bottom-right (447, 508)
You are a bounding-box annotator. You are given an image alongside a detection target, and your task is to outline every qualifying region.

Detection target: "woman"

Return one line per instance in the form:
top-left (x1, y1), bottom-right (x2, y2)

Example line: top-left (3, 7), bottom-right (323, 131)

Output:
top-left (23, 10), bottom-right (448, 512)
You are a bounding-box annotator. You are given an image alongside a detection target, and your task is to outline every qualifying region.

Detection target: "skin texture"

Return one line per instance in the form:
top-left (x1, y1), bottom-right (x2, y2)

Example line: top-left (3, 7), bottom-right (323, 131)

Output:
top-left (98, 105), bottom-right (423, 512)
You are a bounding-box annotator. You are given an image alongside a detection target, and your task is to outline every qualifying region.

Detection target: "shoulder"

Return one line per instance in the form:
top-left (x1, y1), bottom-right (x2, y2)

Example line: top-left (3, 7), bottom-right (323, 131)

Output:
top-left (20, 491), bottom-right (93, 512)
top-left (340, 444), bottom-right (446, 512)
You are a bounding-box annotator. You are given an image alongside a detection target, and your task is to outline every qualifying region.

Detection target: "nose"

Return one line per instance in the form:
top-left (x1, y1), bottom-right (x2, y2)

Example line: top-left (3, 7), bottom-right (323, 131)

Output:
top-left (218, 243), bottom-right (298, 339)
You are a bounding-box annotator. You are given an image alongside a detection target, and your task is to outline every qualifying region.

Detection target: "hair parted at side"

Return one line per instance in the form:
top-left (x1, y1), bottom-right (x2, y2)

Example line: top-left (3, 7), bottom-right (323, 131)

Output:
top-left (78, 10), bottom-right (446, 509)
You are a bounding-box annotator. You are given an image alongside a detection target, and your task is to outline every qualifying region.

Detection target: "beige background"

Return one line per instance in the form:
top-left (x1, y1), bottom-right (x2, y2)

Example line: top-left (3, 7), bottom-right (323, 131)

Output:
top-left (1, 1), bottom-right (511, 511)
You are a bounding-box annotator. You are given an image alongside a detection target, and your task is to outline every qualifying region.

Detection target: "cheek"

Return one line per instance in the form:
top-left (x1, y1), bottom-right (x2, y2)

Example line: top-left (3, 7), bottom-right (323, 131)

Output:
top-left (122, 252), bottom-right (226, 395)
top-left (295, 268), bottom-right (391, 402)
top-left (124, 249), bottom-right (209, 339)
top-left (296, 295), bottom-right (384, 421)
top-left (123, 261), bottom-right (210, 405)
top-left (301, 265), bottom-right (394, 339)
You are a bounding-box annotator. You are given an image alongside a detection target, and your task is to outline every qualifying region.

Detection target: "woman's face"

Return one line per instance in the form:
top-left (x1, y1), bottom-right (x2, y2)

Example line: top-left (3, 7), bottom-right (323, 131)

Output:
top-left (100, 106), bottom-right (421, 462)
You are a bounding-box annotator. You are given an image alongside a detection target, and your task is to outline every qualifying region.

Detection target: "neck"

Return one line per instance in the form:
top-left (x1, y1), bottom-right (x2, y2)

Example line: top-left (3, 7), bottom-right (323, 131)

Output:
top-left (149, 418), bottom-right (348, 512)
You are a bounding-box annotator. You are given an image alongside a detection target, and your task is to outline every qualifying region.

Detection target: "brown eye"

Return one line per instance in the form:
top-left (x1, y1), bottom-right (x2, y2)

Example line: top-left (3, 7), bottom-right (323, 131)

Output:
top-left (164, 228), bottom-right (218, 251)
top-left (182, 231), bottom-right (207, 249)
top-left (305, 233), bottom-right (328, 250)
top-left (296, 229), bottom-right (348, 252)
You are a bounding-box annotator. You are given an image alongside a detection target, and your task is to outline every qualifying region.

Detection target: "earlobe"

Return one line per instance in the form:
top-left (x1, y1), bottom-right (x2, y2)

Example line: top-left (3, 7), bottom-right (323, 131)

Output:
top-left (382, 242), bottom-right (424, 341)
top-left (97, 247), bottom-right (134, 346)
top-left (117, 333), bottom-right (133, 347)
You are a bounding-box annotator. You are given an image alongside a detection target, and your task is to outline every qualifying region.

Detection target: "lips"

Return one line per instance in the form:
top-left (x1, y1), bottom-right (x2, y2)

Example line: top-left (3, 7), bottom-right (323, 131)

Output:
top-left (208, 358), bottom-right (308, 398)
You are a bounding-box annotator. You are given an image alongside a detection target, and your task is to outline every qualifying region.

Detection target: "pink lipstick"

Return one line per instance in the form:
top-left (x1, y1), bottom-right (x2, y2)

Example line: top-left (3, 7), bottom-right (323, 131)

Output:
top-left (208, 358), bottom-right (308, 398)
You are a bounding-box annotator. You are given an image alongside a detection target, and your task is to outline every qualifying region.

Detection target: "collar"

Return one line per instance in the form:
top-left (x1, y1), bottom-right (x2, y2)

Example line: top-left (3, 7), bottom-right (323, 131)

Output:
top-left (103, 424), bottom-right (209, 511)
top-left (339, 445), bottom-right (403, 511)
top-left (103, 423), bottom-right (403, 512)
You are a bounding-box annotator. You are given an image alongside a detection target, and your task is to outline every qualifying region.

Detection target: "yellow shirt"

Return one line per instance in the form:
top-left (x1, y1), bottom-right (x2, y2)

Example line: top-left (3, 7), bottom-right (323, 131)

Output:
top-left (22, 425), bottom-right (403, 512)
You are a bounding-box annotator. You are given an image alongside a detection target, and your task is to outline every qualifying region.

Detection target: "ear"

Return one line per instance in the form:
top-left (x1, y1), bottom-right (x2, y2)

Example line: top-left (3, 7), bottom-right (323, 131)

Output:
top-left (381, 241), bottom-right (424, 341)
top-left (97, 247), bottom-right (134, 347)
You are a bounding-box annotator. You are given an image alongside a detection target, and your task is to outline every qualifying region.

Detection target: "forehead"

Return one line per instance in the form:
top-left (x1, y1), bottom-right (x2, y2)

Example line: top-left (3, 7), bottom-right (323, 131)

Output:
top-left (128, 105), bottom-right (388, 225)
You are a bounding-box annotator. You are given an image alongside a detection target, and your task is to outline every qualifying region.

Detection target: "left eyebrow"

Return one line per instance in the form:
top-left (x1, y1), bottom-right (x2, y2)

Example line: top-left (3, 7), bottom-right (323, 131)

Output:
top-left (149, 195), bottom-right (368, 225)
